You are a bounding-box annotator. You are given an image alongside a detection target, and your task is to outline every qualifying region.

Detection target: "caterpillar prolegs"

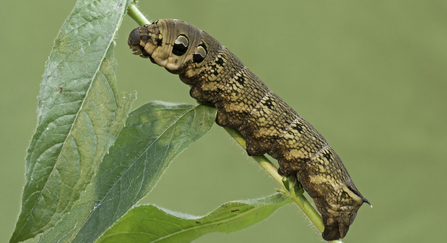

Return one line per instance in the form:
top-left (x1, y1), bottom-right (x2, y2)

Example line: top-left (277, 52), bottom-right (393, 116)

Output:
top-left (128, 19), bottom-right (370, 241)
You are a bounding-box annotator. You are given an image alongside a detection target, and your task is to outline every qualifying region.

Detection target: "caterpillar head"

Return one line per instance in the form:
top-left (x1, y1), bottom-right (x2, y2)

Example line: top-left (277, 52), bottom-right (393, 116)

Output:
top-left (128, 19), bottom-right (209, 74)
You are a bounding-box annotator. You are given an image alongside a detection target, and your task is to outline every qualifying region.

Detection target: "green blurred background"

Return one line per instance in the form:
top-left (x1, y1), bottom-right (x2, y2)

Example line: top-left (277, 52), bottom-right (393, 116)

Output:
top-left (1, 1), bottom-right (446, 242)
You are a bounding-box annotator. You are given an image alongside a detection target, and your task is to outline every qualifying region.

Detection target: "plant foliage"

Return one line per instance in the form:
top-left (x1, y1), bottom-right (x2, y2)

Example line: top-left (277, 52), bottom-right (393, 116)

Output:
top-left (11, 1), bottom-right (293, 242)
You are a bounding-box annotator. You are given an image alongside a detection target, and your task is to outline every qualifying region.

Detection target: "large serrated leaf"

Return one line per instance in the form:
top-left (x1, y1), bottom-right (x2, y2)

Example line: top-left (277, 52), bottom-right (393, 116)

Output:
top-left (96, 193), bottom-right (292, 243)
top-left (38, 101), bottom-right (216, 243)
top-left (10, 0), bottom-right (136, 242)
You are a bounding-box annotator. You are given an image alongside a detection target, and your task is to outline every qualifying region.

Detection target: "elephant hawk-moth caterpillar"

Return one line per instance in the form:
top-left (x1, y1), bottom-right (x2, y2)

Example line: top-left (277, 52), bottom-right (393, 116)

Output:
top-left (128, 19), bottom-right (370, 241)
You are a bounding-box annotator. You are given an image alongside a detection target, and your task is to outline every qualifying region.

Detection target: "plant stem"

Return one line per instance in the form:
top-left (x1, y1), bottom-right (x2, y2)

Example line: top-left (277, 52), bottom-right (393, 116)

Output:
top-left (127, 2), bottom-right (150, 26)
top-left (224, 127), bottom-right (343, 243)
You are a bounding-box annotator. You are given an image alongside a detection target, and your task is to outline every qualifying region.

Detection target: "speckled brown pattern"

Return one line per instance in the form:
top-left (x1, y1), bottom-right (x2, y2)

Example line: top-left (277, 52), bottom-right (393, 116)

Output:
top-left (128, 19), bottom-right (370, 241)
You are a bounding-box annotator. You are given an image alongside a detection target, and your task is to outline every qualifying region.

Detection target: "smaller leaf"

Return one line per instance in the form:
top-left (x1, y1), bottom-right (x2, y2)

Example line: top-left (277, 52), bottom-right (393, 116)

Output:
top-left (96, 193), bottom-right (291, 243)
top-left (39, 101), bottom-right (216, 243)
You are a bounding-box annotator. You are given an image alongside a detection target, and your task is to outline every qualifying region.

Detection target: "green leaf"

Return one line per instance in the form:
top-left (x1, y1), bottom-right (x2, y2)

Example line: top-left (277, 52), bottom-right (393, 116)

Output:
top-left (10, 0), bottom-right (136, 242)
top-left (39, 101), bottom-right (216, 243)
top-left (96, 193), bottom-right (291, 243)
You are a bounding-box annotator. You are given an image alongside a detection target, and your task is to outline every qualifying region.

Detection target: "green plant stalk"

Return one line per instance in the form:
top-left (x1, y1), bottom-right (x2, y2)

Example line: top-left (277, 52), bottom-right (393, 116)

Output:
top-left (126, 3), bottom-right (342, 243)
top-left (223, 129), bottom-right (321, 223)
top-left (224, 127), bottom-right (344, 243)
top-left (127, 2), bottom-right (150, 26)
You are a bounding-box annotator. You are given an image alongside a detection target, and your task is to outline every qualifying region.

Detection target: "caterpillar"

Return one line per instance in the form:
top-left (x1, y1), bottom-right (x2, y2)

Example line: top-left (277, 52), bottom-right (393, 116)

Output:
top-left (128, 19), bottom-right (370, 241)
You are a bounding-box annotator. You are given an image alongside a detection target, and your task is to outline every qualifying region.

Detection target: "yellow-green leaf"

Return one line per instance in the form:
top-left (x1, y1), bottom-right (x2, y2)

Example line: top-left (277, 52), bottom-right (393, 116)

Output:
top-left (96, 193), bottom-right (291, 243)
